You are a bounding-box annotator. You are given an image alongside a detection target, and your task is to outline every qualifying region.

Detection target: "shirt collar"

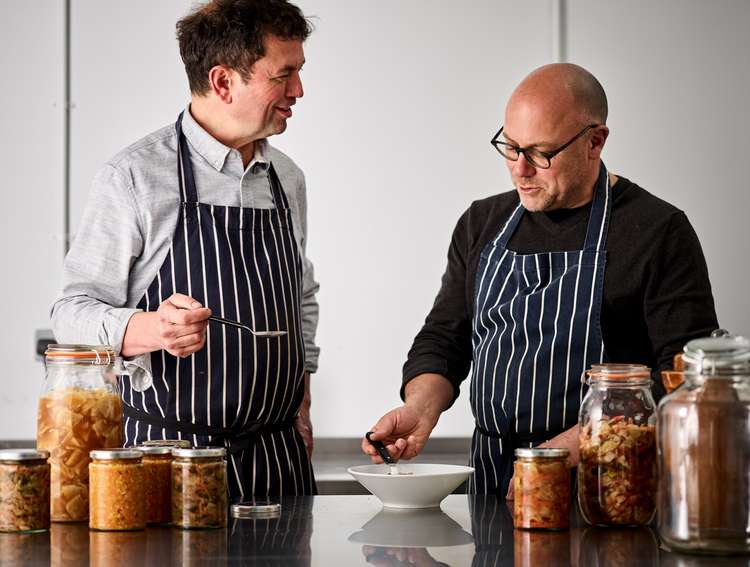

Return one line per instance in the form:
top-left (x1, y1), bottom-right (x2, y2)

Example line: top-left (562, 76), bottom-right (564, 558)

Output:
top-left (180, 106), bottom-right (270, 174)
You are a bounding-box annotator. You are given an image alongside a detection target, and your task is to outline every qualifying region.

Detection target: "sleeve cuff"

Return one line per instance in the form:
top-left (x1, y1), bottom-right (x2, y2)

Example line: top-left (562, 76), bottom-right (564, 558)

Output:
top-left (121, 354), bottom-right (153, 393)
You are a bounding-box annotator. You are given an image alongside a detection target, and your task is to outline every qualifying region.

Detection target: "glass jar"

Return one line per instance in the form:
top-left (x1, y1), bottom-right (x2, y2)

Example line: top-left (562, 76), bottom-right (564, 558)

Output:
top-left (0, 449), bottom-right (50, 533)
top-left (657, 334), bottom-right (750, 554)
top-left (578, 364), bottom-right (657, 526)
top-left (513, 448), bottom-right (570, 530)
top-left (136, 446), bottom-right (173, 525)
top-left (37, 344), bottom-right (124, 522)
top-left (171, 447), bottom-right (228, 529)
top-left (89, 449), bottom-right (145, 531)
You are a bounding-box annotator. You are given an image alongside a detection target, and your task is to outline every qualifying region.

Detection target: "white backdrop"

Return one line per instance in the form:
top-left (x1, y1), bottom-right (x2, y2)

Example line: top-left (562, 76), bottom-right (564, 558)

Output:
top-left (1, 0), bottom-right (748, 439)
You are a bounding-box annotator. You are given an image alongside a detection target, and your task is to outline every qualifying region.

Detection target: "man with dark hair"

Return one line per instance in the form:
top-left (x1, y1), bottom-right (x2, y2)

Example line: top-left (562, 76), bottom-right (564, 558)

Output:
top-left (52, 0), bottom-right (318, 499)
top-left (363, 63), bottom-right (718, 497)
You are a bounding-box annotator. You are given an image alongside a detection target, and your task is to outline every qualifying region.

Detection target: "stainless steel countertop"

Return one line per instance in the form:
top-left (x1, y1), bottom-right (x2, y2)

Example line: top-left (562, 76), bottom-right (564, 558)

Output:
top-left (0, 495), bottom-right (744, 566)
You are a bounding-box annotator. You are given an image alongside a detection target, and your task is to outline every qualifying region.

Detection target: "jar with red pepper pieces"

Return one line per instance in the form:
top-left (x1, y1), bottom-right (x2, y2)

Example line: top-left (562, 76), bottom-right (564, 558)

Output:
top-left (577, 364), bottom-right (657, 527)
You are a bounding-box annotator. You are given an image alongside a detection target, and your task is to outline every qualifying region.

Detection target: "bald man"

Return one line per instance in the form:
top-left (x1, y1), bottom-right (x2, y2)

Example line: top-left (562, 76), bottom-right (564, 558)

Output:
top-left (362, 64), bottom-right (718, 496)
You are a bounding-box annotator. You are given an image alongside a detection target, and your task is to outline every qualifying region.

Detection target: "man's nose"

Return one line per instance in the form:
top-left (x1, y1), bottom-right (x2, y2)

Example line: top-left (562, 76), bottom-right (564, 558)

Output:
top-left (287, 71), bottom-right (303, 99)
top-left (514, 152), bottom-right (536, 176)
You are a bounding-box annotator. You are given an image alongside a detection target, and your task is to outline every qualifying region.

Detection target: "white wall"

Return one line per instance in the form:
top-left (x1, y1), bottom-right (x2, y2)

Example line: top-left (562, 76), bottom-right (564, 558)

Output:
top-left (1, 0), bottom-right (748, 439)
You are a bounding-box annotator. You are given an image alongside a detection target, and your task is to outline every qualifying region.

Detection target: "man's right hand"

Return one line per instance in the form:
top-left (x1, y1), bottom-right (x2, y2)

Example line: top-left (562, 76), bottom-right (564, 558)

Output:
top-left (155, 293), bottom-right (212, 357)
top-left (362, 404), bottom-right (437, 462)
top-left (121, 293), bottom-right (211, 358)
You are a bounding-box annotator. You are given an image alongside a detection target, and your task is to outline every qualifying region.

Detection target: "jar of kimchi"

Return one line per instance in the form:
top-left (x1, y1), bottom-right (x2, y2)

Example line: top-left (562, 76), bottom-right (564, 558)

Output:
top-left (89, 449), bottom-right (145, 531)
top-left (578, 364), bottom-right (657, 527)
top-left (37, 345), bottom-right (124, 522)
top-left (171, 447), bottom-right (227, 529)
top-left (513, 448), bottom-right (570, 530)
top-left (135, 445), bottom-right (173, 525)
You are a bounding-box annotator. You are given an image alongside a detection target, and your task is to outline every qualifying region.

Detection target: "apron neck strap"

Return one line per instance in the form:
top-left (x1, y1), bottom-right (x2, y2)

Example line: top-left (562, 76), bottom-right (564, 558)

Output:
top-left (267, 162), bottom-right (291, 210)
top-left (175, 112), bottom-right (199, 204)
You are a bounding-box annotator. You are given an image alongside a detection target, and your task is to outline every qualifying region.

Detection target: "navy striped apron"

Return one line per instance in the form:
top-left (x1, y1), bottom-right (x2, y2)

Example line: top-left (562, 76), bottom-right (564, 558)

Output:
top-left (468, 163), bottom-right (611, 495)
top-left (120, 113), bottom-right (316, 500)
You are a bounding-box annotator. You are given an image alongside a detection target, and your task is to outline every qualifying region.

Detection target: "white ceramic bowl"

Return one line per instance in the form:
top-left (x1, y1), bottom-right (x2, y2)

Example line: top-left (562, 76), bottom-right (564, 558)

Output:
top-left (347, 463), bottom-right (474, 509)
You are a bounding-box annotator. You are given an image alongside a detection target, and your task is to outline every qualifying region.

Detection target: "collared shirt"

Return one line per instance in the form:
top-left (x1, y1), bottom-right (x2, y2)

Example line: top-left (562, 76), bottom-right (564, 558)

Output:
top-left (51, 108), bottom-right (320, 384)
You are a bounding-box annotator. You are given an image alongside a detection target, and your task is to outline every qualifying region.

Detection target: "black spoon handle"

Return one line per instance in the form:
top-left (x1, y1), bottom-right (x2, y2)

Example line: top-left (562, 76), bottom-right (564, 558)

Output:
top-left (365, 431), bottom-right (395, 465)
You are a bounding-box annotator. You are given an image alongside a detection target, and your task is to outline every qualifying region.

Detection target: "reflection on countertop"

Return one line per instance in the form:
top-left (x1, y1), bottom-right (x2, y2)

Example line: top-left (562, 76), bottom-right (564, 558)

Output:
top-left (1, 495), bottom-right (749, 566)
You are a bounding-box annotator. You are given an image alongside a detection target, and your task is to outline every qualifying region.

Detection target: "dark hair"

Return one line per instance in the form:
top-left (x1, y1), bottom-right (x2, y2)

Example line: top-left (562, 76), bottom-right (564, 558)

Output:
top-left (176, 0), bottom-right (312, 95)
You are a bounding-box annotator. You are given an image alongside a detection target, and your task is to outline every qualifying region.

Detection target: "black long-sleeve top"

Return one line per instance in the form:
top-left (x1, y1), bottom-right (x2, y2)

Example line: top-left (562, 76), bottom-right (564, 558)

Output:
top-left (402, 176), bottom-right (719, 405)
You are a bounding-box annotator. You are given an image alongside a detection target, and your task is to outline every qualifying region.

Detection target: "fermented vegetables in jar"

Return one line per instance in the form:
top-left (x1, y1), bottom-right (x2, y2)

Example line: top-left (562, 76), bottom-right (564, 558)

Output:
top-left (136, 446), bottom-right (172, 525)
top-left (37, 345), bottom-right (123, 522)
top-left (172, 447), bottom-right (227, 529)
top-left (0, 449), bottom-right (50, 533)
top-left (89, 450), bottom-right (145, 531)
top-left (513, 448), bottom-right (570, 530)
top-left (578, 364), bottom-right (657, 526)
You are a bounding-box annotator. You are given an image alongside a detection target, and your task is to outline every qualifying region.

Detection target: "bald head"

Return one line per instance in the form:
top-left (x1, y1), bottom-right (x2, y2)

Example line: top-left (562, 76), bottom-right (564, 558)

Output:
top-left (509, 63), bottom-right (608, 125)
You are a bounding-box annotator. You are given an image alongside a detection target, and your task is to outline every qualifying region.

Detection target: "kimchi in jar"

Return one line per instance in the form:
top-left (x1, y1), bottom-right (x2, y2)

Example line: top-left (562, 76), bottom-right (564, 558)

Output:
top-left (0, 449), bottom-right (50, 533)
top-left (172, 447), bottom-right (227, 529)
top-left (513, 448), bottom-right (570, 530)
top-left (135, 445), bottom-right (172, 525)
top-left (89, 449), bottom-right (145, 531)
top-left (37, 345), bottom-right (123, 522)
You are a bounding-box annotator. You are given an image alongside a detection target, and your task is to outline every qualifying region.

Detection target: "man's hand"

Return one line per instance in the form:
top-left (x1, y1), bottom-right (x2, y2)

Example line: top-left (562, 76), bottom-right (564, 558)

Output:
top-left (121, 293), bottom-right (211, 357)
top-left (294, 372), bottom-right (313, 459)
top-left (362, 404), bottom-right (438, 462)
top-left (506, 425), bottom-right (580, 500)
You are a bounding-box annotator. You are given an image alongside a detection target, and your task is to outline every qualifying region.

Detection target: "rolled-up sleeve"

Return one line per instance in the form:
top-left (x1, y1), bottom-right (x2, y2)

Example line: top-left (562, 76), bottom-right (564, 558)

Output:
top-left (295, 170), bottom-right (321, 373)
top-left (51, 164), bottom-right (144, 355)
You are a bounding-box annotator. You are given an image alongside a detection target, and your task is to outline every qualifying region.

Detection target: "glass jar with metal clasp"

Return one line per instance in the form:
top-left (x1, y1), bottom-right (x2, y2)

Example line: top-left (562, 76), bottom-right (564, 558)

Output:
top-left (37, 345), bottom-right (124, 522)
top-left (578, 364), bottom-right (657, 527)
top-left (657, 333), bottom-right (750, 554)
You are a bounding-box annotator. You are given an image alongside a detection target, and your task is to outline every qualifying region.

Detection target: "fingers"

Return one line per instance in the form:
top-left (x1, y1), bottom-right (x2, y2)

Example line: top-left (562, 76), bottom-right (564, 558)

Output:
top-left (160, 294), bottom-right (212, 325)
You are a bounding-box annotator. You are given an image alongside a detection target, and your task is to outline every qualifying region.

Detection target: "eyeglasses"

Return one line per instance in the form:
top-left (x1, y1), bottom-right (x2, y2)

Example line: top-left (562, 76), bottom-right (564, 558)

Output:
top-left (490, 123), bottom-right (599, 169)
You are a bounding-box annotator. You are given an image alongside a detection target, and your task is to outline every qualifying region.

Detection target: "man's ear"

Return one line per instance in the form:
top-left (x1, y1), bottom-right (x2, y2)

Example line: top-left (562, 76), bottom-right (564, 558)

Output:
top-left (589, 125), bottom-right (609, 159)
top-left (207, 65), bottom-right (234, 104)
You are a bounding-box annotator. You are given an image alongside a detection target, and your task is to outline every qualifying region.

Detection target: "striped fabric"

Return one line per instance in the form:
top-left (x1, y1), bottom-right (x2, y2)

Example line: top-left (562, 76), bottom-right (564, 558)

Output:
top-left (468, 163), bottom-right (611, 495)
top-left (121, 113), bottom-right (315, 499)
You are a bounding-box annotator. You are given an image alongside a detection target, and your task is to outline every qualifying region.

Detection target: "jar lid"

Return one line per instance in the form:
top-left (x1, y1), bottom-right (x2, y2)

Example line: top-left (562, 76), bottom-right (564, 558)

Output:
top-left (231, 501), bottom-right (281, 519)
top-left (139, 439), bottom-right (191, 448)
top-left (0, 449), bottom-right (50, 461)
top-left (45, 344), bottom-right (116, 366)
top-left (514, 448), bottom-right (569, 459)
top-left (90, 449), bottom-right (143, 460)
top-left (584, 364), bottom-right (651, 384)
top-left (172, 447), bottom-right (226, 458)
top-left (135, 446), bottom-right (172, 455)
top-left (683, 334), bottom-right (750, 374)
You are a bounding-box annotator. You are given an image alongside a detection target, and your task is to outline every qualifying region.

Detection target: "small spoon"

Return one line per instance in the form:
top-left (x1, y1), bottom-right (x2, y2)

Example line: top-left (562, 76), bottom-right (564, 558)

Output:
top-left (209, 315), bottom-right (287, 338)
top-left (366, 431), bottom-right (402, 475)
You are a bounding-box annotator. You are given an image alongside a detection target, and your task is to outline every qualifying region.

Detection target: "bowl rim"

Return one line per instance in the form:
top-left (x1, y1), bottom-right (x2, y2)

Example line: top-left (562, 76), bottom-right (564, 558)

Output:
top-left (347, 463), bottom-right (475, 478)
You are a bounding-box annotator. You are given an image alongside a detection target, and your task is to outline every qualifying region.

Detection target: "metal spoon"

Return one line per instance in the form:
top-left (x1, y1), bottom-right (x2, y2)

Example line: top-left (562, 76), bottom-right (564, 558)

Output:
top-left (366, 431), bottom-right (406, 475)
top-left (209, 315), bottom-right (287, 338)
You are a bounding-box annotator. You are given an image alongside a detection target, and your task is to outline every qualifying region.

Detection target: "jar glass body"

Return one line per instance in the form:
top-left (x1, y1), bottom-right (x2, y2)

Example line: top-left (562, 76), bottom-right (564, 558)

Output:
top-left (37, 345), bottom-right (124, 522)
top-left (89, 455), bottom-right (145, 531)
top-left (578, 364), bottom-right (657, 526)
top-left (171, 455), bottom-right (228, 529)
top-left (513, 454), bottom-right (569, 530)
top-left (141, 452), bottom-right (172, 525)
top-left (657, 373), bottom-right (750, 554)
top-left (0, 456), bottom-right (50, 533)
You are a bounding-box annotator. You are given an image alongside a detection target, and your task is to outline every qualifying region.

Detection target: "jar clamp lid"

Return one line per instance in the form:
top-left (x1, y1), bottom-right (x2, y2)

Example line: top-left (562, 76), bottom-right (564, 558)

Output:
top-left (515, 448), bottom-right (569, 459)
top-left (45, 344), bottom-right (116, 366)
top-left (0, 449), bottom-right (50, 461)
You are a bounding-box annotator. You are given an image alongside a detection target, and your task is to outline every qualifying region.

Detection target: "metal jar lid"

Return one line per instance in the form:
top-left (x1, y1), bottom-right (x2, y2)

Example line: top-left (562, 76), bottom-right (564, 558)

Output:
top-left (139, 439), bottom-right (191, 448)
top-left (683, 333), bottom-right (750, 375)
top-left (90, 449), bottom-right (143, 460)
top-left (231, 501), bottom-right (281, 519)
top-left (135, 446), bottom-right (173, 456)
top-left (172, 447), bottom-right (226, 459)
top-left (45, 344), bottom-right (116, 366)
top-left (515, 447), bottom-right (570, 459)
top-left (0, 449), bottom-right (50, 461)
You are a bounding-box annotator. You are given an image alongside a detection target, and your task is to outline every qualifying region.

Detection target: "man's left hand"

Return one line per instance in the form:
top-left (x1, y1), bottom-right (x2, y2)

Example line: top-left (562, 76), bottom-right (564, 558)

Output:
top-left (506, 425), bottom-right (580, 500)
top-left (294, 372), bottom-right (313, 459)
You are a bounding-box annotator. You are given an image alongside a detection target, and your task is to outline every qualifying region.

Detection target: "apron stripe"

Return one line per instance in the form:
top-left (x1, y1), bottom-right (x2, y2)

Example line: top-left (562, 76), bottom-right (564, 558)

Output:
top-left (470, 162), bottom-right (611, 495)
